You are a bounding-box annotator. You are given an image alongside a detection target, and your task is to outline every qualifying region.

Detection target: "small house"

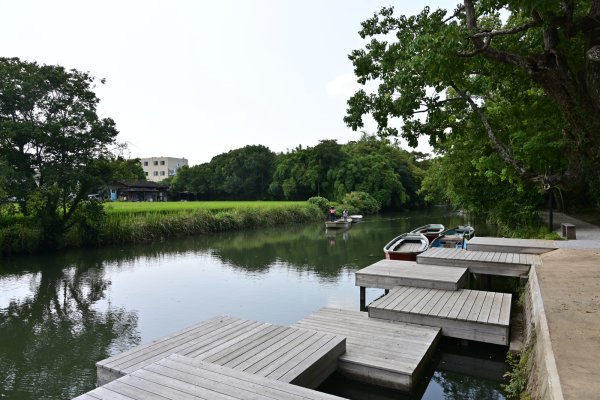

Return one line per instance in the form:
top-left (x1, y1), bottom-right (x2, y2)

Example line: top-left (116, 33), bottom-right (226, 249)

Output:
top-left (109, 181), bottom-right (169, 202)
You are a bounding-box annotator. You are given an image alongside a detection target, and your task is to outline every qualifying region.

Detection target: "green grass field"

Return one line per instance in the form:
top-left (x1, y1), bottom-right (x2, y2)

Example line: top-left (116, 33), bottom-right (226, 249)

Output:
top-left (103, 201), bottom-right (308, 214)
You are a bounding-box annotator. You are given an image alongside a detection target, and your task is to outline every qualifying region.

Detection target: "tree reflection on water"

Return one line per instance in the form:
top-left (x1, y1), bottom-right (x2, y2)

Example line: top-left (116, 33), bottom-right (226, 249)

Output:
top-left (0, 261), bottom-right (140, 400)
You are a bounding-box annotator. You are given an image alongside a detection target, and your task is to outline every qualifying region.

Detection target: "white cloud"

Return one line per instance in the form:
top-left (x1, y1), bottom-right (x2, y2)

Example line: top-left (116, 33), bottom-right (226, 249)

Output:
top-left (326, 73), bottom-right (361, 97)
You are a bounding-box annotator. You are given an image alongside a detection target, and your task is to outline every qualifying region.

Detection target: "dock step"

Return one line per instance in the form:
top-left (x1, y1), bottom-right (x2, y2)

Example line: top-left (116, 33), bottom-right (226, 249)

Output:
top-left (293, 307), bottom-right (440, 392)
top-left (369, 287), bottom-right (512, 346)
top-left (467, 237), bottom-right (557, 254)
top-left (418, 247), bottom-right (541, 277)
top-left (76, 355), bottom-right (346, 400)
top-left (355, 259), bottom-right (468, 291)
top-left (96, 316), bottom-right (345, 389)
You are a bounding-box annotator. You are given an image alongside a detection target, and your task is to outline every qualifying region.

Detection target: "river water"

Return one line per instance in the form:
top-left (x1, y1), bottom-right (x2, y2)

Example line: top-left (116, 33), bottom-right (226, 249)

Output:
top-left (0, 208), bottom-right (507, 399)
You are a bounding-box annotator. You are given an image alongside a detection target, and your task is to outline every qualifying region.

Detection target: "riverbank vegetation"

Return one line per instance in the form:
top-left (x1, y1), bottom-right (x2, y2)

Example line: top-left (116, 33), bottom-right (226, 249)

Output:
top-left (345, 1), bottom-right (600, 234)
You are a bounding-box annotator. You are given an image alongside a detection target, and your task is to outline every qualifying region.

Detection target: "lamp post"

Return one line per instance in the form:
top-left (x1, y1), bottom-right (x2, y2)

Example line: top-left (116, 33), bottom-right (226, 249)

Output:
top-left (544, 183), bottom-right (553, 231)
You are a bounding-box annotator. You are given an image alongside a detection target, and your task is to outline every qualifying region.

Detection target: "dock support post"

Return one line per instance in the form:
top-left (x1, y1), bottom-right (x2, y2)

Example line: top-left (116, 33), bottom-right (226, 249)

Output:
top-left (360, 286), bottom-right (366, 311)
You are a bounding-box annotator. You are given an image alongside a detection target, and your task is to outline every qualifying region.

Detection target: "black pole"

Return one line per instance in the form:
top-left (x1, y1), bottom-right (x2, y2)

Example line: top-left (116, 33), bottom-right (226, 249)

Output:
top-left (548, 189), bottom-right (553, 231)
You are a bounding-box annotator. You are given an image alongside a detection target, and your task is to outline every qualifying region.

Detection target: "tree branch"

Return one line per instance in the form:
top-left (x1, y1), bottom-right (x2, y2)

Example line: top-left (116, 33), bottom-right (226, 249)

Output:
top-left (449, 81), bottom-right (533, 180)
top-left (471, 21), bottom-right (539, 39)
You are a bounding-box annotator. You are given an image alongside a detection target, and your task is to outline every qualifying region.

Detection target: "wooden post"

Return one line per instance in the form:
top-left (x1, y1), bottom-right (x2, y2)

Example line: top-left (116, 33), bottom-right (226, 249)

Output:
top-left (360, 286), bottom-right (366, 311)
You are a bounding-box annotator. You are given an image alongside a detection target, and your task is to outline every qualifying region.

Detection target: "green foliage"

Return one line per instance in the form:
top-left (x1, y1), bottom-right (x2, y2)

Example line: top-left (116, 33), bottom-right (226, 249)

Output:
top-left (0, 224), bottom-right (42, 254)
top-left (270, 135), bottom-right (426, 207)
top-left (108, 157), bottom-right (146, 182)
top-left (0, 57), bottom-right (118, 247)
top-left (341, 191), bottom-right (380, 214)
top-left (307, 196), bottom-right (329, 214)
top-left (347, 1), bottom-right (600, 223)
top-left (503, 339), bottom-right (534, 399)
top-left (100, 203), bottom-right (322, 245)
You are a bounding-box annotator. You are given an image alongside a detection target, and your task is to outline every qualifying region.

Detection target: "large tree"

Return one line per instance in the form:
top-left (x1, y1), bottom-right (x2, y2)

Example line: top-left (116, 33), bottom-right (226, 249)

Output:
top-left (345, 1), bottom-right (600, 195)
top-left (0, 57), bottom-right (118, 245)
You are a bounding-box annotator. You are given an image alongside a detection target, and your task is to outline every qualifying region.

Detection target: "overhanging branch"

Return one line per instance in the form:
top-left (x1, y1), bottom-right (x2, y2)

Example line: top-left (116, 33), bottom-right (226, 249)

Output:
top-left (449, 81), bottom-right (533, 180)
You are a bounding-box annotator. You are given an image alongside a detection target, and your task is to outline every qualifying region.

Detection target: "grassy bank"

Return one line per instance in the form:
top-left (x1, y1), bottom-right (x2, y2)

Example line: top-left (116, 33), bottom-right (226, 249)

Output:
top-left (0, 202), bottom-right (323, 255)
top-left (99, 202), bottom-right (322, 245)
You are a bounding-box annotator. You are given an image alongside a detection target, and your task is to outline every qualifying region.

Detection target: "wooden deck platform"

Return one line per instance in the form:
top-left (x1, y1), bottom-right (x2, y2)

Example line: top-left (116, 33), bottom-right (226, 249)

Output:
top-left (292, 307), bottom-right (440, 392)
top-left (417, 247), bottom-right (541, 277)
top-left (96, 316), bottom-right (345, 389)
top-left (369, 287), bottom-right (512, 345)
top-left (355, 260), bottom-right (468, 291)
top-left (76, 354), bottom-right (346, 400)
top-left (467, 237), bottom-right (557, 254)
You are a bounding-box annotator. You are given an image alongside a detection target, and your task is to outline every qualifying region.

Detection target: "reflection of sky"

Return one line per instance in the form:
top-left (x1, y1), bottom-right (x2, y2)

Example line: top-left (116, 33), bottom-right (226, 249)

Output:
top-left (0, 274), bottom-right (36, 309)
top-left (93, 250), bottom-right (382, 347)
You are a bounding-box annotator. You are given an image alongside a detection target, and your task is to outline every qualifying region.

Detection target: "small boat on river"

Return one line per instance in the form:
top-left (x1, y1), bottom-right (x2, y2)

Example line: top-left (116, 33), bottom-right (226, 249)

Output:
top-left (325, 218), bottom-right (352, 229)
top-left (409, 224), bottom-right (445, 243)
top-left (383, 233), bottom-right (429, 261)
top-left (430, 226), bottom-right (475, 249)
top-left (349, 215), bottom-right (363, 223)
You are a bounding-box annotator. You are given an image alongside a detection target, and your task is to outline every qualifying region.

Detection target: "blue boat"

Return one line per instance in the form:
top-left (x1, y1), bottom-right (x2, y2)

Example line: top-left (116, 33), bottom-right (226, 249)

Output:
top-left (430, 226), bottom-right (475, 249)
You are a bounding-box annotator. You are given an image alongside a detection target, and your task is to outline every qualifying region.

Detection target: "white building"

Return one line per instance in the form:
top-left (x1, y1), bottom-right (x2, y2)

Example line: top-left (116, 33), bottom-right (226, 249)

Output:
top-left (140, 156), bottom-right (188, 182)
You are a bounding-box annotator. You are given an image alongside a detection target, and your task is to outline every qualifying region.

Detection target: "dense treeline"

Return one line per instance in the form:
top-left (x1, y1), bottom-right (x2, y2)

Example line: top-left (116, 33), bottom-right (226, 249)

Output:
top-left (170, 135), bottom-right (428, 210)
top-left (346, 1), bottom-right (600, 232)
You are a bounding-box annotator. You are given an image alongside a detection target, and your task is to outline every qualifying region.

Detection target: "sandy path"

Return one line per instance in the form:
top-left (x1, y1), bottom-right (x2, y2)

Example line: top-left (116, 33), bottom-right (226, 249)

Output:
top-left (538, 248), bottom-right (600, 399)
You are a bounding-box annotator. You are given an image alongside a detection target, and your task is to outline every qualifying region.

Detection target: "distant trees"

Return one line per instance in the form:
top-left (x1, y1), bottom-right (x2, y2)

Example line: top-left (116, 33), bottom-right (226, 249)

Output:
top-left (171, 145), bottom-right (276, 200)
top-left (172, 136), bottom-right (428, 210)
top-left (0, 57), bottom-right (118, 247)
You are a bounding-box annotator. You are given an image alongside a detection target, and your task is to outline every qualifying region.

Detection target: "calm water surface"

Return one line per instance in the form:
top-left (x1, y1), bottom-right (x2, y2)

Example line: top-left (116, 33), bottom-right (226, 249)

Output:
top-left (0, 208), bottom-right (506, 399)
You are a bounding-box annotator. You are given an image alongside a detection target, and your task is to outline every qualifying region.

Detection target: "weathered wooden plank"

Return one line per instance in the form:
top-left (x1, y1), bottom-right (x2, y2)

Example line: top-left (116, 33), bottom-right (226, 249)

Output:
top-left (487, 292), bottom-right (504, 325)
top-left (466, 291), bottom-right (488, 322)
top-left (499, 293), bottom-right (512, 326)
top-left (428, 290), bottom-right (454, 316)
top-left (446, 290), bottom-right (471, 320)
top-left (437, 290), bottom-right (463, 318)
top-left (418, 290), bottom-right (445, 314)
top-left (477, 292), bottom-right (496, 324)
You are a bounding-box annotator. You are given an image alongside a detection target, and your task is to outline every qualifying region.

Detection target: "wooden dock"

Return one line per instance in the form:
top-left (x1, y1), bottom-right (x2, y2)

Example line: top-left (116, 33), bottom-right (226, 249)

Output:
top-left (356, 260), bottom-right (468, 291)
top-left (467, 237), bottom-right (557, 254)
top-left (417, 247), bottom-right (541, 277)
top-left (96, 316), bottom-right (345, 389)
top-left (292, 307), bottom-right (440, 391)
top-left (369, 287), bottom-right (512, 345)
top-left (76, 354), bottom-right (346, 400)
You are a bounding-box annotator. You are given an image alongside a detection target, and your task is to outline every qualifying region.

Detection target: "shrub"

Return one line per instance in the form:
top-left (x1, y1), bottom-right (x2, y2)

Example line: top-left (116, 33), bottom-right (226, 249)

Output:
top-left (341, 191), bottom-right (380, 214)
top-left (307, 196), bottom-right (329, 214)
top-left (0, 225), bottom-right (42, 254)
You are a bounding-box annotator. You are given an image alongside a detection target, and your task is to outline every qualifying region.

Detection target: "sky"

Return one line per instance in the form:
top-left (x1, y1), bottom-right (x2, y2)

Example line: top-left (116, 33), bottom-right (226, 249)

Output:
top-left (2, 0), bottom-right (458, 166)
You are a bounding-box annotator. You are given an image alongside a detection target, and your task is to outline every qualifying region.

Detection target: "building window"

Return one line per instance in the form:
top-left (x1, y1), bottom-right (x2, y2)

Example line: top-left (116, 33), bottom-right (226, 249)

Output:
top-left (153, 161), bottom-right (158, 166)
top-left (160, 160), bottom-right (165, 165)
top-left (168, 169), bottom-right (175, 176)
top-left (145, 172), bottom-right (148, 176)
top-left (143, 161), bottom-right (148, 166)
top-left (153, 171), bottom-right (158, 176)
top-left (160, 171), bottom-right (165, 176)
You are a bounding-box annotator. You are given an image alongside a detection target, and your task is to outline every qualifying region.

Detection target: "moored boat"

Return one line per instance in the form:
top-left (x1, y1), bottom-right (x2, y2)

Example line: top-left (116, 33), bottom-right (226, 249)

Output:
top-left (454, 225), bottom-right (475, 240)
top-left (325, 217), bottom-right (352, 229)
top-left (383, 233), bottom-right (429, 261)
top-left (349, 215), bottom-right (363, 223)
top-left (409, 223), bottom-right (445, 243)
top-left (430, 226), bottom-right (475, 249)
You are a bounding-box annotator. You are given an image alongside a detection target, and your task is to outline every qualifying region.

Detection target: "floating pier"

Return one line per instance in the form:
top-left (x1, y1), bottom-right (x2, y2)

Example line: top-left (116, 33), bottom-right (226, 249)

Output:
top-left (96, 316), bottom-right (345, 389)
top-left (369, 286), bottom-right (512, 345)
top-left (76, 354), bottom-right (346, 400)
top-left (467, 237), bottom-right (557, 254)
top-left (356, 259), bottom-right (467, 291)
top-left (292, 307), bottom-right (440, 391)
top-left (417, 247), bottom-right (541, 277)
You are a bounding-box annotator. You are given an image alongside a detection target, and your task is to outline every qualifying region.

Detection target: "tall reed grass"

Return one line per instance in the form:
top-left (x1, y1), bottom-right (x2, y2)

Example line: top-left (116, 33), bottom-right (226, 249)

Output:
top-left (100, 203), bottom-right (322, 245)
top-left (0, 202), bottom-right (322, 254)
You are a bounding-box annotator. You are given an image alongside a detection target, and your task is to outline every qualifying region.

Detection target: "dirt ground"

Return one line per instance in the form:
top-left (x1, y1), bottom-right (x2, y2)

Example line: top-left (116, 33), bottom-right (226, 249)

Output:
top-left (538, 248), bottom-right (600, 399)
